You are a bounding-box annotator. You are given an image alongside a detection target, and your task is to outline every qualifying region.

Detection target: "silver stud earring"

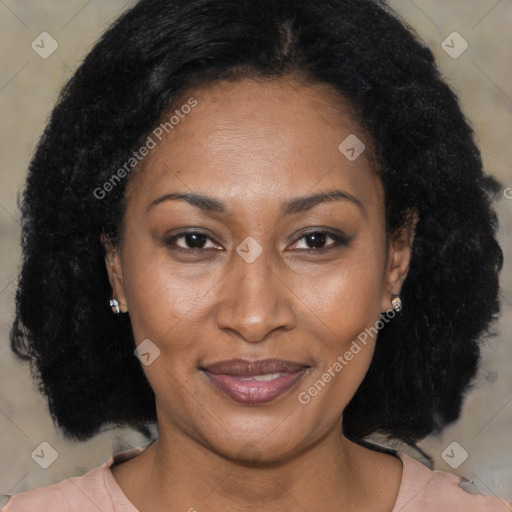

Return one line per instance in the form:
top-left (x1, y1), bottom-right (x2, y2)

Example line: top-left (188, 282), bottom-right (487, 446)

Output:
top-left (391, 295), bottom-right (402, 312)
top-left (109, 298), bottom-right (120, 314)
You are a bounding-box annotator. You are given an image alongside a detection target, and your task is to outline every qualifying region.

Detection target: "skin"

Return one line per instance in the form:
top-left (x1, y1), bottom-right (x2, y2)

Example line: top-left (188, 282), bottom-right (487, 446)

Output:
top-left (104, 75), bottom-right (416, 512)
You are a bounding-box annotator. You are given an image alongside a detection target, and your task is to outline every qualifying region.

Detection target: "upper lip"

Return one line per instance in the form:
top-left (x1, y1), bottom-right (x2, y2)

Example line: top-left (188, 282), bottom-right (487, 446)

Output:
top-left (201, 358), bottom-right (310, 377)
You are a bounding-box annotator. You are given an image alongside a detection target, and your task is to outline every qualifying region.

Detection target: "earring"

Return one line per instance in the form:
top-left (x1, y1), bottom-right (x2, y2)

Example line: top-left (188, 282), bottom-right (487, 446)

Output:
top-left (109, 298), bottom-right (120, 314)
top-left (391, 295), bottom-right (402, 312)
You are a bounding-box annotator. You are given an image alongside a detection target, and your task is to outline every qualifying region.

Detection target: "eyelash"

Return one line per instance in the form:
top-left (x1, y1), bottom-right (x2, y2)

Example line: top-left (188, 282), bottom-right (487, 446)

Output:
top-left (164, 229), bottom-right (349, 254)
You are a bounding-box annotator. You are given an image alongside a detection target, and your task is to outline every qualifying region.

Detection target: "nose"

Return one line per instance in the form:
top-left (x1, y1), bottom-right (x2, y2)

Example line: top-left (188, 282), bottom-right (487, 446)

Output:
top-left (215, 244), bottom-right (297, 343)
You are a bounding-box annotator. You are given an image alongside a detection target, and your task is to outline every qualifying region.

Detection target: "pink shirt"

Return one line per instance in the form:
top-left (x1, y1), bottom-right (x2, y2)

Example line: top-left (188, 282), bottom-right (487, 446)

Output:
top-left (3, 445), bottom-right (512, 511)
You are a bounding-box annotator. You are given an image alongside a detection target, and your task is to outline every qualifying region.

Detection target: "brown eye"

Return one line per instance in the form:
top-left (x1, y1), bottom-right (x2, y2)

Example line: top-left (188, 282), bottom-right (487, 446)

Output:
top-left (291, 230), bottom-right (349, 252)
top-left (165, 231), bottom-right (221, 251)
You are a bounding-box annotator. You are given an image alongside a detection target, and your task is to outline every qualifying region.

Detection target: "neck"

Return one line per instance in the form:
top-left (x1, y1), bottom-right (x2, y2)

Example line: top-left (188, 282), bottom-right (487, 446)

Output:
top-left (123, 421), bottom-right (393, 512)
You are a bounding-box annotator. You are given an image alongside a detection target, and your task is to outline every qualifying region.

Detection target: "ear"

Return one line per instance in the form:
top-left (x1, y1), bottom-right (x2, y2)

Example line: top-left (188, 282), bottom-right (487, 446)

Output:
top-left (101, 233), bottom-right (129, 313)
top-left (381, 210), bottom-right (418, 313)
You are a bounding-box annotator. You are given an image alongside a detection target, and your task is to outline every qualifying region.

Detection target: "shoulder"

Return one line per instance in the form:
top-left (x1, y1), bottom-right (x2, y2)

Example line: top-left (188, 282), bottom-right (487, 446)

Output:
top-left (1, 465), bottom-right (105, 512)
top-left (393, 451), bottom-right (512, 512)
top-left (1, 462), bottom-right (111, 512)
top-left (1, 446), bottom-right (145, 512)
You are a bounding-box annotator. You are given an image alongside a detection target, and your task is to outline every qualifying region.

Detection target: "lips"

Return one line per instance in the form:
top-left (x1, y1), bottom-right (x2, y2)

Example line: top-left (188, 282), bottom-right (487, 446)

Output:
top-left (202, 358), bottom-right (308, 377)
top-left (201, 358), bottom-right (310, 404)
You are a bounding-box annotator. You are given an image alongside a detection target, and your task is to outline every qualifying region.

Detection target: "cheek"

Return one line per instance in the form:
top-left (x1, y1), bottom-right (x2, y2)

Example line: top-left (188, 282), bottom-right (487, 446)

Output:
top-left (119, 236), bottom-right (227, 383)
top-left (291, 243), bottom-right (386, 338)
top-left (292, 245), bottom-right (386, 408)
top-left (123, 259), bottom-right (214, 341)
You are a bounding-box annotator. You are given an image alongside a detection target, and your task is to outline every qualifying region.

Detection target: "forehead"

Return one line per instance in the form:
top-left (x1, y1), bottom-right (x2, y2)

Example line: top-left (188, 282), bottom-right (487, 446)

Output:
top-left (125, 76), bottom-right (382, 214)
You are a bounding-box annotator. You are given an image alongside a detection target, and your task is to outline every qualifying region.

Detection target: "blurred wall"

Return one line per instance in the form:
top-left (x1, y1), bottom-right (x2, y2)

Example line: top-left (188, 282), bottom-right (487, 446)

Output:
top-left (1, 0), bottom-right (511, 505)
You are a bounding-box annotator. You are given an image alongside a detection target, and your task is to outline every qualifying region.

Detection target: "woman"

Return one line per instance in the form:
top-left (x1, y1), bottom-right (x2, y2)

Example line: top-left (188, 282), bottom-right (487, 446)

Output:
top-left (3, 0), bottom-right (511, 510)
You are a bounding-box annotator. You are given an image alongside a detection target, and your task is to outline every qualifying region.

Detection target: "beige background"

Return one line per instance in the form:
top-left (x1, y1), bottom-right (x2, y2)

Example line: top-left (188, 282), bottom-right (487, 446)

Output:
top-left (1, 0), bottom-right (511, 505)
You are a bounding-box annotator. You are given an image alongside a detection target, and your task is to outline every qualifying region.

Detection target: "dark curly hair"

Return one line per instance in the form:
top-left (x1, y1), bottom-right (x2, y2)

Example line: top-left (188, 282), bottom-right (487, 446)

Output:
top-left (11, 0), bottom-right (503, 453)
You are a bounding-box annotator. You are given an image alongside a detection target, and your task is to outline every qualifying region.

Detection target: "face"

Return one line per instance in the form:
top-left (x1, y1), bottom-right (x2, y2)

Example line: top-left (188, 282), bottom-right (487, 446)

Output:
top-left (105, 76), bottom-right (414, 462)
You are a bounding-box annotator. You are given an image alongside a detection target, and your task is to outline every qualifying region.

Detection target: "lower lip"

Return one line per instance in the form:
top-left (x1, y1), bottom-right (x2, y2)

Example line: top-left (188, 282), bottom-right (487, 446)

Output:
top-left (202, 369), bottom-right (307, 404)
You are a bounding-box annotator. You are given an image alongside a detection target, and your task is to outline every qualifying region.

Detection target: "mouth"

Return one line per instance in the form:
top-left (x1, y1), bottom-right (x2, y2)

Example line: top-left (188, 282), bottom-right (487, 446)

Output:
top-left (200, 358), bottom-right (310, 405)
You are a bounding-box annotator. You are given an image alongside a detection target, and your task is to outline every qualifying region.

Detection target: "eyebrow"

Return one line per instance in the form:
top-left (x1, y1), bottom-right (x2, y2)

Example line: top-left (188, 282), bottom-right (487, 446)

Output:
top-left (147, 189), bottom-right (366, 217)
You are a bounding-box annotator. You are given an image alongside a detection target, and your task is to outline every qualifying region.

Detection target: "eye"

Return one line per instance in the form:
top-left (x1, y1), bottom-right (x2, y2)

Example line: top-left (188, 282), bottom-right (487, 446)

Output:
top-left (164, 229), bottom-right (349, 253)
top-left (165, 231), bottom-right (221, 251)
top-left (289, 230), bottom-right (348, 252)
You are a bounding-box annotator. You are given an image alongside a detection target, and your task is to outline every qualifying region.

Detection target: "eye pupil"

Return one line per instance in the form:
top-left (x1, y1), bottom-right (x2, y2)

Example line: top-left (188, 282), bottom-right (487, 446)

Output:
top-left (306, 232), bottom-right (327, 249)
top-left (186, 233), bottom-right (207, 249)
